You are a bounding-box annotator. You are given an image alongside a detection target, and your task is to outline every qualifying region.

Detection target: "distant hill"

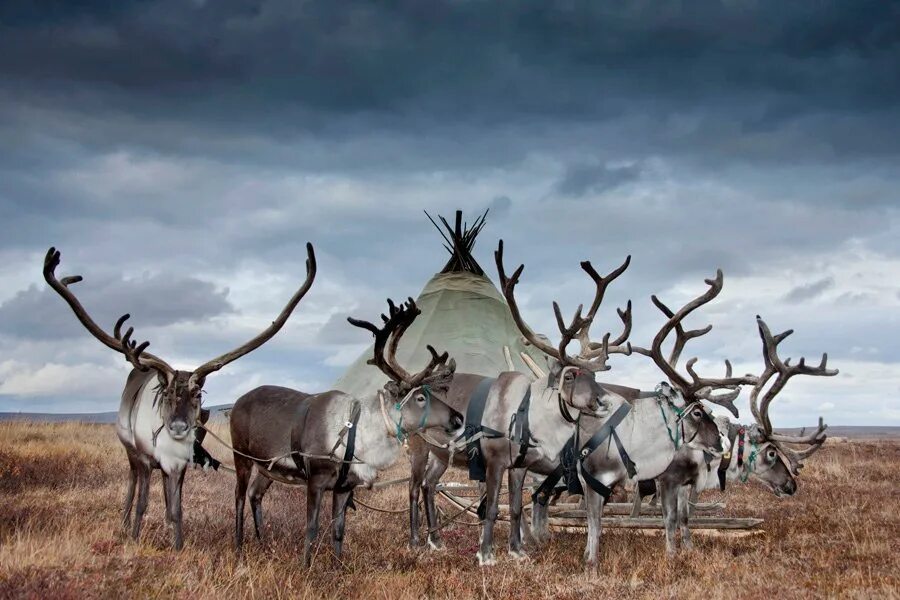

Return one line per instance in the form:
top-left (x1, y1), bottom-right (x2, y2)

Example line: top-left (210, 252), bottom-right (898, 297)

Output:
top-left (775, 426), bottom-right (900, 440)
top-left (0, 404), bottom-right (234, 424)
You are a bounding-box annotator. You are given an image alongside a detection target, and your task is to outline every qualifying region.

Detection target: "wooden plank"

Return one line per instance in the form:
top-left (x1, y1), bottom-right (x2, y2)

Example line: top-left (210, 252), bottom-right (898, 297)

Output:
top-left (437, 490), bottom-right (762, 530)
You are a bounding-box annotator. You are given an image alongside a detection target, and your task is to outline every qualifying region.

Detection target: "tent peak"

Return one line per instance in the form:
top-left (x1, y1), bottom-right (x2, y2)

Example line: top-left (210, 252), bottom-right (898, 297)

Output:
top-left (424, 209), bottom-right (488, 276)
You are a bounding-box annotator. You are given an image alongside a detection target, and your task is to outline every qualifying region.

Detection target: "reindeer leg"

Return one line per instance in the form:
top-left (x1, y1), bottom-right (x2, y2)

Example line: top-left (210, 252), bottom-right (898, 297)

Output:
top-left (659, 480), bottom-right (679, 555)
top-left (407, 439), bottom-right (428, 549)
top-left (131, 464), bottom-right (150, 541)
top-left (249, 471), bottom-right (273, 543)
top-left (162, 471), bottom-right (173, 525)
top-left (678, 484), bottom-right (694, 550)
top-left (303, 479), bottom-right (325, 568)
top-left (476, 460), bottom-right (503, 567)
top-left (582, 486), bottom-right (604, 575)
top-left (163, 469), bottom-right (184, 550)
top-left (233, 455), bottom-right (253, 553)
top-left (530, 499), bottom-right (550, 547)
top-left (331, 488), bottom-right (353, 560)
top-left (423, 456), bottom-right (449, 550)
top-left (507, 467), bottom-right (528, 560)
top-left (122, 454), bottom-right (138, 531)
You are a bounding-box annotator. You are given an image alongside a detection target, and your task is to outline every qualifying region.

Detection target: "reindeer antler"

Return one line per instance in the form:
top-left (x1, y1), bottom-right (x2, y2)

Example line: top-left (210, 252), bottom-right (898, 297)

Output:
top-left (749, 316), bottom-right (837, 474)
top-left (631, 270), bottom-right (756, 416)
top-left (495, 240), bottom-right (632, 372)
top-left (43, 248), bottom-right (175, 377)
top-left (191, 243), bottom-right (316, 382)
top-left (348, 298), bottom-right (455, 391)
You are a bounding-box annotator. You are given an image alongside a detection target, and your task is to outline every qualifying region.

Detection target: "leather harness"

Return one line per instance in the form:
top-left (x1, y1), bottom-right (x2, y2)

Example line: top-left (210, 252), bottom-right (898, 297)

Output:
top-left (718, 425), bottom-right (747, 491)
top-left (461, 378), bottom-right (504, 482)
top-left (533, 402), bottom-right (637, 505)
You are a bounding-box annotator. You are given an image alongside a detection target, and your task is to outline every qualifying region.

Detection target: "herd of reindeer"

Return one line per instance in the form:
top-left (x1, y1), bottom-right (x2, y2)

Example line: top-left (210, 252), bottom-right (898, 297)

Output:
top-left (42, 239), bottom-right (836, 572)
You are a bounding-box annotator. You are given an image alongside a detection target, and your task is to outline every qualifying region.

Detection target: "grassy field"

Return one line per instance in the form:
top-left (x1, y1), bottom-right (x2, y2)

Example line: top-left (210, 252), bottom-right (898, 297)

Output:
top-left (0, 421), bottom-right (897, 599)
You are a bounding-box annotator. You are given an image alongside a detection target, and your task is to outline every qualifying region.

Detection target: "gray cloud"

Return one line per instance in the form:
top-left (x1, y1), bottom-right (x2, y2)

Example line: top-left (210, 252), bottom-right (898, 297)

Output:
top-left (554, 163), bottom-right (643, 198)
top-left (783, 277), bottom-right (835, 303)
top-left (0, 272), bottom-right (234, 340)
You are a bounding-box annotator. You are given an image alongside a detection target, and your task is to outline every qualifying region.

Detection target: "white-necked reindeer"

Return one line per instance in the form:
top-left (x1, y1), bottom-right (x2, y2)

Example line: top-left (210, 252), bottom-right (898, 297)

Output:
top-left (404, 242), bottom-right (637, 565)
top-left (641, 315), bottom-right (836, 552)
top-left (531, 270), bottom-right (756, 569)
top-left (43, 245), bottom-right (316, 549)
top-left (229, 298), bottom-right (464, 566)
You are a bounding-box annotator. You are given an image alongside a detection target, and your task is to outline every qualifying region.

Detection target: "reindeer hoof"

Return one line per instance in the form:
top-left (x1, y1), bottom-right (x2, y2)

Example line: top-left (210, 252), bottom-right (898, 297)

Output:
top-left (476, 551), bottom-right (496, 567)
top-left (509, 549), bottom-right (530, 562)
top-left (427, 537), bottom-right (445, 551)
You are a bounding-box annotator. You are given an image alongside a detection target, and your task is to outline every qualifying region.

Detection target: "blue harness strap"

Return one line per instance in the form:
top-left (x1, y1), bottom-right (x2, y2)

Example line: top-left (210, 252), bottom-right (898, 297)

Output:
top-left (462, 378), bottom-right (503, 482)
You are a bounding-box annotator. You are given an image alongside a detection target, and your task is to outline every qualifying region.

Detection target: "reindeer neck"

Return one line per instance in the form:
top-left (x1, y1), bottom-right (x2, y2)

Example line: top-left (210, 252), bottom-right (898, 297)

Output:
top-left (350, 392), bottom-right (403, 472)
top-left (527, 376), bottom-right (578, 460)
top-left (611, 395), bottom-right (678, 479)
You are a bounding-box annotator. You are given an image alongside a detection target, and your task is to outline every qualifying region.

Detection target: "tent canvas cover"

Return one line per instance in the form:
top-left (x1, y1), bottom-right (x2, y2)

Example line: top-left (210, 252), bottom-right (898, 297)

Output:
top-left (333, 210), bottom-right (547, 398)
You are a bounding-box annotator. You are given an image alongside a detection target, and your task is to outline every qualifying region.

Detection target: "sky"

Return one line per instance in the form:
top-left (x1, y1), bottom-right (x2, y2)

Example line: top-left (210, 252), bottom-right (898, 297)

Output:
top-left (1, 1), bottom-right (898, 427)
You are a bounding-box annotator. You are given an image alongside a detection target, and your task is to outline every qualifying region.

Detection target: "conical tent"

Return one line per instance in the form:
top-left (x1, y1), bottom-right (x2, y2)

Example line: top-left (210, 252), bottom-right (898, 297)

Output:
top-left (332, 210), bottom-right (548, 398)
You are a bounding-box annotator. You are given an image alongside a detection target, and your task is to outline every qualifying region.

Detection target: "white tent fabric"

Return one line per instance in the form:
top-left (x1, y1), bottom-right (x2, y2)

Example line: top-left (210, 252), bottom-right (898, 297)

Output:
top-left (332, 270), bottom-right (548, 398)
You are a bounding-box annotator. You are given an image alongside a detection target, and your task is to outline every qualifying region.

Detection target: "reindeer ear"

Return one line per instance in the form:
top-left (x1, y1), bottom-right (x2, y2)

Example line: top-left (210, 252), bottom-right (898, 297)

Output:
top-left (383, 380), bottom-right (402, 400)
top-left (155, 370), bottom-right (169, 387)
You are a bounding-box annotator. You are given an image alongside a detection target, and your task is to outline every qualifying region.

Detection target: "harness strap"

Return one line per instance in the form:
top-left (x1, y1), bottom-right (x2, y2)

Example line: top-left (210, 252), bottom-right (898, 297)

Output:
top-left (611, 428), bottom-right (637, 479)
top-left (508, 388), bottom-right (533, 468)
top-left (459, 378), bottom-right (502, 482)
top-left (289, 399), bottom-right (313, 474)
top-left (532, 433), bottom-right (578, 506)
top-left (334, 401), bottom-right (361, 503)
top-left (718, 426), bottom-right (740, 491)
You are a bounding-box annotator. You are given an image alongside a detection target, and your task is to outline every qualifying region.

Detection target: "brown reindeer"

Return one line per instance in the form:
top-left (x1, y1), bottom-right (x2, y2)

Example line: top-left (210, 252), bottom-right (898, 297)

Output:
top-left (43, 244), bottom-right (316, 549)
top-left (229, 298), bottom-right (464, 566)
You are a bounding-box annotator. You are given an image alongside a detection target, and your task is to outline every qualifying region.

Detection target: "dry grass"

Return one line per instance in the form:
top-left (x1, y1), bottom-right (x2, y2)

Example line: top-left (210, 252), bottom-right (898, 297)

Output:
top-left (1, 421), bottom-right (898, 599)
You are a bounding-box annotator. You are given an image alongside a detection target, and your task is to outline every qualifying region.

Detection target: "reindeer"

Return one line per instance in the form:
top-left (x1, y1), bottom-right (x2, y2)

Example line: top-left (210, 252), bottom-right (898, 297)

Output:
top-left (229, 298), bottom-right (464, 566)
top-left (42, 245), bottom-right (316, 549)
top-left (640, 315), bottom-right (836, 552)
top-left (530, 270), bottom-right (756, 569)
top-left (404, 242), bottom-right (635, 565)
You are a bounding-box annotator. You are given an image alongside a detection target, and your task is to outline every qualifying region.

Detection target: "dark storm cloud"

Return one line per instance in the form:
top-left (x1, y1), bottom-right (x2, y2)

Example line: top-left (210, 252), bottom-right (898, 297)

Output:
top-left (0, 0), bottom-right (898, 168)
top-left (0, 272), bottom-right (234, 340)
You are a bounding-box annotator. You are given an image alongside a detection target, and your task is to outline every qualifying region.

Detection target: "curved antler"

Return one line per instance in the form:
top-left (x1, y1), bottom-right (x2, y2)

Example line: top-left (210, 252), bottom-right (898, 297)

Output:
top-left (749, 316), bottom-right (837, 473)
top-left (495, 240), bottom-right (633, 372)
top-left (348, 297), bottom-right (455, 390)
top-left (631, 270), bottom-right (755, 417)
top-left (43, 247), bottom-right (175, 376)
top-left (191, 243), bottom-right (316, 382)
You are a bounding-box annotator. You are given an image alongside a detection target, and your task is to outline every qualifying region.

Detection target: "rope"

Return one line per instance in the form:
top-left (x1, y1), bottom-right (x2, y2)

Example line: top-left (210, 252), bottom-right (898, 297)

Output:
top-left (197, 422), bottom-right (366, 467)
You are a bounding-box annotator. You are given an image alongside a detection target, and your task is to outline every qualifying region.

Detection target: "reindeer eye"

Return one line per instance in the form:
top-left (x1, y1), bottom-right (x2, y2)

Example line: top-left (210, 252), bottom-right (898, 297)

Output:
top-left (564, 372), bottom-right (575, 381)
top-left (415, 394), bottom-right (426, 404)
top-left (767, 449), bottom-right (778, 461)
top-left (691, 408), bottom-right (703, 419)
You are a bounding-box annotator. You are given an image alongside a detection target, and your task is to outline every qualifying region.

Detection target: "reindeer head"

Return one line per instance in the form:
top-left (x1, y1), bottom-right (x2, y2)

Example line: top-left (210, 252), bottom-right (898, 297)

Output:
top-left (656, 381), bottom-right (724, 454)
top-left (348, 298), bottom-right (464, 437)
top-left (739, 316), bottom-right (837, 496)
top-left (629, 270), bottom-right (766, 454)
top-left (44, 245), bottom-right (316, 441)
top-left (495, 241), bottom-right (635, 420)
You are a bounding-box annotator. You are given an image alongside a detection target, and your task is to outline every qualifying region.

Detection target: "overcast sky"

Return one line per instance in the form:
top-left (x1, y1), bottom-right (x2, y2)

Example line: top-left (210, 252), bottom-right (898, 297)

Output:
top-left (1, 1), bottom-right (898, 426)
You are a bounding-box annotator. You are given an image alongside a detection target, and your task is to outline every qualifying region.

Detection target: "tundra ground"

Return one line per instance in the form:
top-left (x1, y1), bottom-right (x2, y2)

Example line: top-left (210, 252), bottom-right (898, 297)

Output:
top-left (0, 421), bottom-right (897, 599)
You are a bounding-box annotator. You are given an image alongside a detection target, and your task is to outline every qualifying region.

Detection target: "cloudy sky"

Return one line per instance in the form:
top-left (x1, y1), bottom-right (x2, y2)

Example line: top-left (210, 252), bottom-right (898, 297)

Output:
top-left (1, 1), bottom-right (898, 426)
